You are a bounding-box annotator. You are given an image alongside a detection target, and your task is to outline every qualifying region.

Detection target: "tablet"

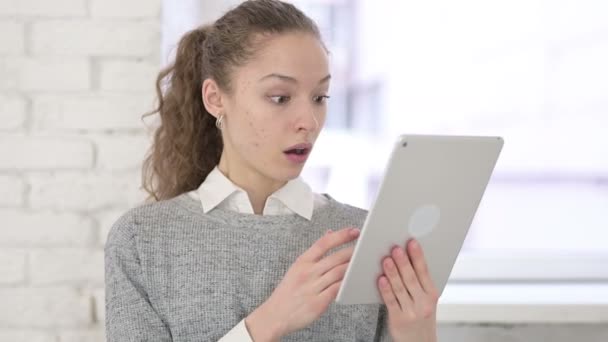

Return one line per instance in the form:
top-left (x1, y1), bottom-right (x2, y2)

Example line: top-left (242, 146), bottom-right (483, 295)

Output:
top-left (335, 134), bottom-right (504, 305)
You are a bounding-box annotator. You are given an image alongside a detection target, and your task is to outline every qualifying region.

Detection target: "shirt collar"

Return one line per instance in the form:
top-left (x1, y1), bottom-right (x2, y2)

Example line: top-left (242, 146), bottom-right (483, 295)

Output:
top-left (268, 176), bottom-right (314, 220)
top-left (196, 166), bottom-right (242, 214)
top-left (196, 166), bottom-right (314, 220)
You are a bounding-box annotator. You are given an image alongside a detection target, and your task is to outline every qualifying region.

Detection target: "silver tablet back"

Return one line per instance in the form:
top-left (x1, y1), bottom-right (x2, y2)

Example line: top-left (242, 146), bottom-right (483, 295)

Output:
top-left (336, 134), bottom-right (504, 305)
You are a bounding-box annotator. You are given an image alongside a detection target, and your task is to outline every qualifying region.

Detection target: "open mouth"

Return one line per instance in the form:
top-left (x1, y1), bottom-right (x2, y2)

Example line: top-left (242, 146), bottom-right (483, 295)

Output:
top-left (283, 143), bottom-right (312, 162)
top-left (284, 148), bottom-right (309, 155)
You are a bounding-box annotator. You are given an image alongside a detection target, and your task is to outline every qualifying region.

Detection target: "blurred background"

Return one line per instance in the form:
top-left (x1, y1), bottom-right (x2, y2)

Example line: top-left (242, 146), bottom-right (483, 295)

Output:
top-left (1, 0), bottom-right (607, 341)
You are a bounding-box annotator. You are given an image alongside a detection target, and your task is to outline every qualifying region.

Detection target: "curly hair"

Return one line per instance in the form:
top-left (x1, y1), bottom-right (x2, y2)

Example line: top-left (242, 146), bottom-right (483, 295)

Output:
top-left (141, 0), bottom-right (322, 202)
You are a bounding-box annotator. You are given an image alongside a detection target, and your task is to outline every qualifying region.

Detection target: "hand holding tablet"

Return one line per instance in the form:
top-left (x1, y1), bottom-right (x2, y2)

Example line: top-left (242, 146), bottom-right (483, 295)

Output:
top-left (336, 134), bottom-right (504, 305)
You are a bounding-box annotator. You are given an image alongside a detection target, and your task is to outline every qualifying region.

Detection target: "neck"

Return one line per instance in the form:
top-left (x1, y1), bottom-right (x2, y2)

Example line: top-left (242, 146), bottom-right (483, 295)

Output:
top-left (217, 156), bottom-right (287, 215)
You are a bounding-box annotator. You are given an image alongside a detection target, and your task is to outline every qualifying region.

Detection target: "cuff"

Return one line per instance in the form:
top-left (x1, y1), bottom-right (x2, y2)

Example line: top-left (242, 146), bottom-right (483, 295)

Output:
top-left (218, 319), bottom-right (254, 342)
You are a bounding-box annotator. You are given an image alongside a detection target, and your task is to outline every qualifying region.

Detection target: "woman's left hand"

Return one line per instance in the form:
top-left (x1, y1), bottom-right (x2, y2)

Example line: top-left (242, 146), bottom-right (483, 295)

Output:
top-left (377, 239), bottom-right (439, 342)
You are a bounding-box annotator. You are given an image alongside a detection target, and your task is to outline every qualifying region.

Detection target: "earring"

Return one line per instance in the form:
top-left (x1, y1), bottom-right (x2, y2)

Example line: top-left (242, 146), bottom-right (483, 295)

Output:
top-left (215, 113), bottom-right (224, 130)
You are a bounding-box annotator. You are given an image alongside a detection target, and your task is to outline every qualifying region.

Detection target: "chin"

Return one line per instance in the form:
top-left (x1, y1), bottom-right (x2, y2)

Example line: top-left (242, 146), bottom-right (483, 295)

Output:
top-left (283, 168), bottom-right (303, 180)
top-left (263, 156), bottom-right (307, 182)
top-left (279, 164), bottom-right (305, 181)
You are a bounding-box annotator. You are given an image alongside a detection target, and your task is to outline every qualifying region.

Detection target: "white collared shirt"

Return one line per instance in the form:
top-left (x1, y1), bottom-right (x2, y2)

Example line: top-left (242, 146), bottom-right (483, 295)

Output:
top-left (186, 166), bottom-right (328, 340)
top-left (188, 166), bottom-right (321, 219)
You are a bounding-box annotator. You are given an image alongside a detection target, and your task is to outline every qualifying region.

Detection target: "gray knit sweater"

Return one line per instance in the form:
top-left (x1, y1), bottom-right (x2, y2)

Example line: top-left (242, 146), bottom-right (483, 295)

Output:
top-left (105, 192), bottom-right (389, 341)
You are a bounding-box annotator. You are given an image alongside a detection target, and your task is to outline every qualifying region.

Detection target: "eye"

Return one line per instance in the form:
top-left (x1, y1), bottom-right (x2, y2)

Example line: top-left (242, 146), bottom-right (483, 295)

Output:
top-left (269, 95), bottom-right (291, 104)
top-left (313, 95), bottom-right (330, 104)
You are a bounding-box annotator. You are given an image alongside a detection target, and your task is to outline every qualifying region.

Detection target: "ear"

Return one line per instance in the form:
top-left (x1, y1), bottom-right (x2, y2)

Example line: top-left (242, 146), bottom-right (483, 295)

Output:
top-left (202, 78), bottom-right (225, 118)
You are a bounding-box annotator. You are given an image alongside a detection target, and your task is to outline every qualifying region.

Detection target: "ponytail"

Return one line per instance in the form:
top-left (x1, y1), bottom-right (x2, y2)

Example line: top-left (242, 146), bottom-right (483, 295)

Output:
top-left (142, 25), bottom-right (223, 202)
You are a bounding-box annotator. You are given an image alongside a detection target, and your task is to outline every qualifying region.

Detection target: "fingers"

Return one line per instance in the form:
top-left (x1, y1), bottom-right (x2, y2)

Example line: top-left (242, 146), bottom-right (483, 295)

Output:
top-left (301, 228), bottom-right (360, 262)
top-left (382, 256), bottom-right (413, 310)
top-left (318, 280), bottom-right (342, 303)
top-left (306, 281), bottom-right (341, 321)
top-left (313, 245), bottom-right (355, 276)
top-left (313, 262), bottom-right (349, 293)
top-left (407, 239), bottom-right (437, 296)
top-left (378, 276), bottom-right (401, 316)
top-left (391, 244), bottom-right (424, 298)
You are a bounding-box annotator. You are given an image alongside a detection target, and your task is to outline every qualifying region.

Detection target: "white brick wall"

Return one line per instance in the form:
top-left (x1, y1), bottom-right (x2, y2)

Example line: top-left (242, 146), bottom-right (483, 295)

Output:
top-left (92, 289), bottom-right (106, 323)
top-left (100, 59), bottom-right (158, 91)
top-left (60, 331), bottom-right (105, 342)
top-left (0, 210), bottom-right (96, 246)
top-left (0, 288), bottom-right (92, 327)
top-left (0, 175), bottom-right (25, 206)
top-left (0, 57), bottom-right (90, 91)
top-left (94, 134), bottom-right (151, 170)
top-left (95, 209), bottom-right (125, 245)
top-left (90, 0), bottom-right (161, 19)
top-left (32, 93), bottom-right (156, 131)
top-left (0, 94), bottom-right (27, 131)
top-left (28, 172), bottom-right (144, 211)
top-left (0, 0), bottom-right (87, 17)
top-left (32, 20), bottom-right (158, 57)
top-left (30, 249), bottom-right (105, 286)
top-left (0, 250), bottom-right (26, 285)
top-left (0, 135), bottom-right (94, 170)
top-left (0, 331), bottom-right (55, 342)
top-left (0, 21), bottom-right (24, 55)
top-left (0, 0), bottom-right (160, 339)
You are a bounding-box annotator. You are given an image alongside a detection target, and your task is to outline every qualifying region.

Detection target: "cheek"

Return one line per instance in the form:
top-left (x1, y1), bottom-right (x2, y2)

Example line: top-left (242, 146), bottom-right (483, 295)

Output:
top-left (317, 115), bottom-right (327, 130)
top-left (318, 108), bottom-right (328, 125)
top-left (244, 111), bottom-right (269, 149)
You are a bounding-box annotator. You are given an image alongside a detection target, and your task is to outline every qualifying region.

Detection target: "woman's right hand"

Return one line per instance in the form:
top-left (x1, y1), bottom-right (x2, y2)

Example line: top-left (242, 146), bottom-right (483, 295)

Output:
top-left (245, 227), bottom-right (360, 341)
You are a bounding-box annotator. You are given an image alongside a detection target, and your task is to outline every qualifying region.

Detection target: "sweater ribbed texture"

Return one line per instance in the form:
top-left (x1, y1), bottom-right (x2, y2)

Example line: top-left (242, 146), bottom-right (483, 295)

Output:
top-left (105, 192), bottom-right (389, 341)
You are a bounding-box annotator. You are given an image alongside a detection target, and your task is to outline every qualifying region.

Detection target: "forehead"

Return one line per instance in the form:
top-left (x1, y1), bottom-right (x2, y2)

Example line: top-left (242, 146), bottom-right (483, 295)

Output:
top-left (236, 32), bottom-right (330, 84)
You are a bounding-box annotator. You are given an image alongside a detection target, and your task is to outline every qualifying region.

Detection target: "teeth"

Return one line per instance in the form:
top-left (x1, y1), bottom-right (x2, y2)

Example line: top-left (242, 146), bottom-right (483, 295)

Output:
top-left (285, 147), bottom-right (308, 155)
top-left (286, 148), bottom-right (306, 155)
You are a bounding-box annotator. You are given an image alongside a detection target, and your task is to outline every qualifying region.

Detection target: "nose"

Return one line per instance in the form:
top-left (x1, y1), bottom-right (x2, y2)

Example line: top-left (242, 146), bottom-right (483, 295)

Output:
top-left (295, 105), bottom-right (320, 132)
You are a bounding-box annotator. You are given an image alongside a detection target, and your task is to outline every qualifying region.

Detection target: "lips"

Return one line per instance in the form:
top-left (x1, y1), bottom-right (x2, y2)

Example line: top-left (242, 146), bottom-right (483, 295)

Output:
top-left (284, 142), bottom-right (313, 155)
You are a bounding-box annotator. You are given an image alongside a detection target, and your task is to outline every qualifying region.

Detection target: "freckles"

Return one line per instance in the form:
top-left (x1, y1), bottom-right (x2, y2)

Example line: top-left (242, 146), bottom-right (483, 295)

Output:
top-left (242, 110), bottom-right (269, 147)
top-left (252, 129), bottom-right (267, 149)
top-left (249, 120), bottom-right (267, 139)
top-left (247, 123), bottom-right (263, 148)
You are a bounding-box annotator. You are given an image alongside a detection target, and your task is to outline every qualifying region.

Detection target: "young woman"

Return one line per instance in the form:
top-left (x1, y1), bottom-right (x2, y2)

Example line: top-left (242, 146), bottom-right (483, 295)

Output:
top-left (104, 0), bottom-right (439, 341)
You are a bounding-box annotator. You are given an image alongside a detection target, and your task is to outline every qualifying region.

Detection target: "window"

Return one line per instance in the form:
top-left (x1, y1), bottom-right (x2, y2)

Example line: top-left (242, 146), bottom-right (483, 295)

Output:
top-left (301, 0), bottom-right (608, 283)
top-left (163, 0), bottom-right (608, 283)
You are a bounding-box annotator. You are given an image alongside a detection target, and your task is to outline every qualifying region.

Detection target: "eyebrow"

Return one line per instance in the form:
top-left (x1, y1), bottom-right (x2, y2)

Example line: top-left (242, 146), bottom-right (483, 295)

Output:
top-left (258, 73), bottom-right (331, 84)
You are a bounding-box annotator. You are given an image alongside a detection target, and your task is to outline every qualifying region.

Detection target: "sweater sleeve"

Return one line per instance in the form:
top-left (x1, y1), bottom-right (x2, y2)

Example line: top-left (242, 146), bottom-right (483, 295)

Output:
top-left (374, 304), bottom-right (392, 342)
top-left (104, 213), bottom-right (173, 342)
